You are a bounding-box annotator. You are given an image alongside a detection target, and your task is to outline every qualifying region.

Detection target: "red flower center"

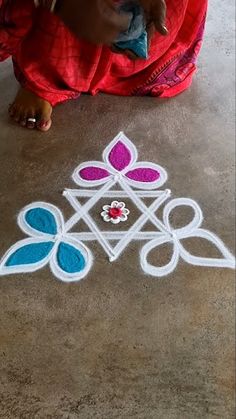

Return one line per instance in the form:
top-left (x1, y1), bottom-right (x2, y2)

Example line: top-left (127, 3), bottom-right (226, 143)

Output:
top-left (109, 207), bottom-right (122, 218)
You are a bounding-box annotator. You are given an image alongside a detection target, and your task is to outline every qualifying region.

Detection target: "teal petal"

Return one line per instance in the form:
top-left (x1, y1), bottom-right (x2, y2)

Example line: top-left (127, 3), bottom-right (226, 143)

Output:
top-left (57, 242), bottom-right (86, 274)
top-left (25, 208), bottom-right (57, 235)
top-left (5, 242), bottom-right (54, 267)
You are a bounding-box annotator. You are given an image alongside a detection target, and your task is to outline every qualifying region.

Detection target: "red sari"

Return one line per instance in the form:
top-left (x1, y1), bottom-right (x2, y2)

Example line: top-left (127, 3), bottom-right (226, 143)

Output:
top-left (0, 0), bottom-right (208, 106)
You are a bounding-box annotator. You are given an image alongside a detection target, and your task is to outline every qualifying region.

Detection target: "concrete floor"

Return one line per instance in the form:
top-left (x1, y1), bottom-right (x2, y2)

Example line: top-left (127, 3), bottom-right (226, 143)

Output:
top-left (0, 1), bottom-right (235, 418)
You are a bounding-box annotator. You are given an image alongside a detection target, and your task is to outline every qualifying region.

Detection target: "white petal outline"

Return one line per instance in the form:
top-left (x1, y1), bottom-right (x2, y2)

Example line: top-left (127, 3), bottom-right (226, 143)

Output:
top-left (178, 228), bottom-right (236, 269)
top-left (111, 201), bottom-right (120, 208)
top-left (72, 161), bottom-right (113, 187)
top-left (110, 217), bottom-right (122, 225)
top-left (140, 236), bottom-right (180, 277)
top-left (116, 202), bottom-right (125, 209)
top-left (0, 237), bottom-right (55, 276)
top-left (119, 214), bottom-right (128, 222)
top-left (110, 201), bottom-right (128, 210)
top-left (103, 132), bottom-right (138, 173)
top-left (49, 237), bottom-right (93, 283)
top-left (163, 198), bottom-right (203, 237)
top-left (18, 202), bottom-right (64, 238)
top-left (102, 205), bottom-right (111, 211)
top-left (125, 162), bottom-right (168, 190)
top-left (102, 214), bottom-right (112, 223)
top-left (122, 208), bottom-right (130, 216)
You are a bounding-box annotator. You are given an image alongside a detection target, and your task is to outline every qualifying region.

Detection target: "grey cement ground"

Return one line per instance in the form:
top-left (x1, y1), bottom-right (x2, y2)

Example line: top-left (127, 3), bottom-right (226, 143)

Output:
top-left (0, 0), bottom-right (235, 418)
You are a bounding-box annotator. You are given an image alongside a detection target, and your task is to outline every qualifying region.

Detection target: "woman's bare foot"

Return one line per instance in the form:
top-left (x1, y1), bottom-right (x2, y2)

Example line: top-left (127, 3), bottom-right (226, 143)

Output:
top-left (9, 88), bottom-right (52, 131)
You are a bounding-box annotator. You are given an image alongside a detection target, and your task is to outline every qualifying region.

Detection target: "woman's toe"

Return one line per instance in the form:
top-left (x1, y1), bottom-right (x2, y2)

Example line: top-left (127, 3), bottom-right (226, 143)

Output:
top-left (26, 115), bottom-right (37, 129)
top-left (11, 105), bottom-right (24, 123)
top-left (8, 89), bottom-right (53, 131)
top-left (37, 108), bottom-right (52, 132)
top-left (20, 116), bottom-right (27, 127)
top-left (37, 118), bottom-right (52, 132)
top-left (14, 113), bottom-right (21, 123)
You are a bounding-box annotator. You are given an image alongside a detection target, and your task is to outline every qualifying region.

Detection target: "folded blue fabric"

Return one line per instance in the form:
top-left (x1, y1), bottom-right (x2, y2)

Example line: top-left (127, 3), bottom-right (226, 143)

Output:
top-left (114, 1), bottom-right (148, 59)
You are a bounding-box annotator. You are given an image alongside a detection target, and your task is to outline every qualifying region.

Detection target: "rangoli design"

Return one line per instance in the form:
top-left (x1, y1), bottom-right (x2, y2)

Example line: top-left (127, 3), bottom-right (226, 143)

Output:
top-left (0, 133), bottom-right (235, 282)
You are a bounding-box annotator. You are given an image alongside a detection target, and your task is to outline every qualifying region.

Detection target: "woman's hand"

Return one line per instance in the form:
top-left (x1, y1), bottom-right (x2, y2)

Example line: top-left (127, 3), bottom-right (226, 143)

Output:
top-left (56, 0), bottom-right (167, 45)
top-left (139, 0), bottom-right (168, 35)
top-left (56, 0), bottom-right (130, 44)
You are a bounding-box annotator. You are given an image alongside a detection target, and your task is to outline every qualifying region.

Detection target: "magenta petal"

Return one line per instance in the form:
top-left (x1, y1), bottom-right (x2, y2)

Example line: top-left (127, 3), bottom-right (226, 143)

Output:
top-left (108, 141), bottom-right (132, 171)
top-left (79, 167), bottom-right (110, 181)
top-left (126, 168), bottom-right (160, 183)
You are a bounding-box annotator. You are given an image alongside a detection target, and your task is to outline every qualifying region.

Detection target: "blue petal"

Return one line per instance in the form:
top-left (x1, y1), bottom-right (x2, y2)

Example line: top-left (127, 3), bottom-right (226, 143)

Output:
top-left (5, 242), bottom-right (54, 267)
top-left (57, 242), bottom-right (86, 273)
top-left (25, 208), bottom-right (58, 235)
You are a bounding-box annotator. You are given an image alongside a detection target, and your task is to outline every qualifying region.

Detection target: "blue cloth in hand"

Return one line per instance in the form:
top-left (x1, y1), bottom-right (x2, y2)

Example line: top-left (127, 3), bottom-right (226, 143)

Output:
top-left (114, 1), bottom-right (148, 59)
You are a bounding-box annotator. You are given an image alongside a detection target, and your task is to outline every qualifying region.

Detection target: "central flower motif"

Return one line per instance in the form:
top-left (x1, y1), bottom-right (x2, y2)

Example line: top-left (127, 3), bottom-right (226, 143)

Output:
top-left (101, 201), bottom-right (130, 224)
top-left (109, 207), bottom-right (123, 218)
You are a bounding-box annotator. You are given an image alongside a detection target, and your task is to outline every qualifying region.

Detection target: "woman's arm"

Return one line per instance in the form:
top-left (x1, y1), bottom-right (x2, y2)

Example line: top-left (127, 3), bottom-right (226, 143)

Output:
top-left (55, 0), bottom-right (130, 45)
top-left (55, 0), bottom-right (167, 45)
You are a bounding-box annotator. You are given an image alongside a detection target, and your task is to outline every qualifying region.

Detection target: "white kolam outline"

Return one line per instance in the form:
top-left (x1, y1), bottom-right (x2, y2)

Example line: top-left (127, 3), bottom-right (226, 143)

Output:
top-left (0, 237), bottom-right (55, 276)
top-left (72, 132), bottom-right (168, 190)
top-left (163, 198), bottom-right (203, 236)
top-left (63, 184), bottom-right (171, 263)
top-left (103, 132), bottom-right (138, 172)
top-left (179, 229), bottom-right (236, 269)
top-left (124, 161), bottom-right (168, 190)
top-left (0, 202), bottom-right (93, 282)
top-left (140, 198), bottom-right (235, 277)
top-left (72, 161), bottom-right (113, 188)
top-left (103, 132), bottom-right (168, 189)
top-left (0, 133), bottom-right (235, 281)
top-left (18, 201), bottom-right (65, 238)
top-left (141, 236), bottom-right (180, 278)
top-left (49, 237), bottom-right (93, 283)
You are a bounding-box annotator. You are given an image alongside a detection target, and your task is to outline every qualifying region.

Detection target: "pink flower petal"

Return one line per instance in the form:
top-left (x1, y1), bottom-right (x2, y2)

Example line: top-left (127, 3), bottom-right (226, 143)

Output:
top-left (126, 168), bottom-right (160, 183)
top-left (79, 167), bottom-right (110, 182)
top-left (108, 141), bottom-right (132, 171)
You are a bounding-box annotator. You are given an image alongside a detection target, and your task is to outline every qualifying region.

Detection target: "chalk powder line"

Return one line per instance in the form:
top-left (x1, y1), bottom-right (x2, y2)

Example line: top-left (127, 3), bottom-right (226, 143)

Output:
top-left (0, 132), bottom-right (235, 282)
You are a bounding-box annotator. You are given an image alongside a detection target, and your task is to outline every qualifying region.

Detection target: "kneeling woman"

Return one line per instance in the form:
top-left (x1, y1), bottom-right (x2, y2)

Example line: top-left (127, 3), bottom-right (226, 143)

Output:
top-left (0, 0), bottom-right (208, 131)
